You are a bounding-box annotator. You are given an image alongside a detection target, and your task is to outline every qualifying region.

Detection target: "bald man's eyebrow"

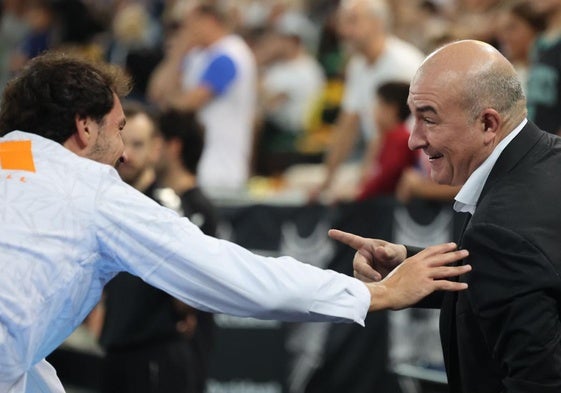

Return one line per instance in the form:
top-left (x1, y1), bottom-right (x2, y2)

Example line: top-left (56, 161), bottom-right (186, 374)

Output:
top-left (415, 105), bottom-right (438, 115)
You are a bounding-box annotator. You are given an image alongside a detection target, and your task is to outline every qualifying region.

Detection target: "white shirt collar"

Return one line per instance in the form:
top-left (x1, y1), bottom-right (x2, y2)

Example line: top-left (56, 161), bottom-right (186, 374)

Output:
top-left (453, 118), bottom-right (527, 214)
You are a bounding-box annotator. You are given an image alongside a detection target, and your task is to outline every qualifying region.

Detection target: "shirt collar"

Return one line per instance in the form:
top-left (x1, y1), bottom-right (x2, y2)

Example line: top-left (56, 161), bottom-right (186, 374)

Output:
top-left (453, 118), bottom-right (527, 214)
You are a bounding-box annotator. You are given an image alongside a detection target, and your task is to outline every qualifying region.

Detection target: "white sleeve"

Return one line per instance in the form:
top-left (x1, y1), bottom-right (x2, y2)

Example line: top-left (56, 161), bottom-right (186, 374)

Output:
top-left (94, 174), bottom-right (370, 325)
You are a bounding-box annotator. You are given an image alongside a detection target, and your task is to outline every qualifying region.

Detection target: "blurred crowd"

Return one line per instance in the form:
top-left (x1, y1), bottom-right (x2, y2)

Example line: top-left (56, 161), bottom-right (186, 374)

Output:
top-left (1, 0), bottom-right (554, 206)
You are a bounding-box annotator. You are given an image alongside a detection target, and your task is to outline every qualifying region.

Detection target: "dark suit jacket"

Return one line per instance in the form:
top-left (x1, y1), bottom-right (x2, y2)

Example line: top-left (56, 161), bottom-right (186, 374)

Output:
top-left (411, 121), bottom-right (561, 393)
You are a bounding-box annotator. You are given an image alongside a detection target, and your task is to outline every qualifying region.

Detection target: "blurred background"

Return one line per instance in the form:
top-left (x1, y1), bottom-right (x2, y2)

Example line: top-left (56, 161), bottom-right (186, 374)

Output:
top-left (0, 0), bottom-right (552, 392)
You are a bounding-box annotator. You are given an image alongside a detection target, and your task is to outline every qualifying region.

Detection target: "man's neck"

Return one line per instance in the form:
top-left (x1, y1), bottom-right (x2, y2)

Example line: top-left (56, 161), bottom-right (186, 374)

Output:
top-left (131, 168), bottom-right (156, 193)
top-left (160, 165), bottom-right (197, 195)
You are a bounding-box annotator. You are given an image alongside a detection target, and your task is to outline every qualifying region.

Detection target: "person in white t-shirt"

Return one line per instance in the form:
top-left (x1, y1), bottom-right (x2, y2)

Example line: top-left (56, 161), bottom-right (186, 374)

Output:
top-left (0, 52), bottom-right (471, 393)
top-left (148, 3), bottom-right (256, 196)
top-left (312, 0), bottom-right (425, 201)
top-left (256, 12), bottom-right (326, 174)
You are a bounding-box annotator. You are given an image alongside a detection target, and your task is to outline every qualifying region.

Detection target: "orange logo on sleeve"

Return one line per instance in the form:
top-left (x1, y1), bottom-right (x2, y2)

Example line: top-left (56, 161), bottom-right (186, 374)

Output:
top-left (0, 140), bottom-right (36, 172)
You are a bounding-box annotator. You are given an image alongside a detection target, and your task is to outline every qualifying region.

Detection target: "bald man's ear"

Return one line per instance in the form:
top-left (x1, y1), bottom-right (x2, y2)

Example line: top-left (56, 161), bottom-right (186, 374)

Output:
top-left (481, 109), bottom-right (500, 144)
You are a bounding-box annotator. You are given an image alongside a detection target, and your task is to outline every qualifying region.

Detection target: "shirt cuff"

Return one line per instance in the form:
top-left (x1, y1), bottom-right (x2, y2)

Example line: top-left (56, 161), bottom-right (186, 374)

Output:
top-left (308, 273), bottom-right (370, 326)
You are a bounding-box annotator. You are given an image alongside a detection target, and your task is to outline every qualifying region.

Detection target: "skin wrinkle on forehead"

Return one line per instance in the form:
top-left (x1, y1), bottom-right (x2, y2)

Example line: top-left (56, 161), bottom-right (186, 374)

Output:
top-left (411, 66), bottom-right (468, 109)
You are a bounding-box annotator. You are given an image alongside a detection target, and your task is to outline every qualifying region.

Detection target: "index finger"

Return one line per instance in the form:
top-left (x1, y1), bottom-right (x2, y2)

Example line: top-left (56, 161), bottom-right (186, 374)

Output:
top-left (328, 229), bottom-right (367, 250)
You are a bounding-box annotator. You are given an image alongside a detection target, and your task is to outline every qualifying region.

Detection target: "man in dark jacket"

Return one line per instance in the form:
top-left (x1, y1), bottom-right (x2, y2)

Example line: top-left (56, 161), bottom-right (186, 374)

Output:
top-left (332, 39), bottom-right (561, 393)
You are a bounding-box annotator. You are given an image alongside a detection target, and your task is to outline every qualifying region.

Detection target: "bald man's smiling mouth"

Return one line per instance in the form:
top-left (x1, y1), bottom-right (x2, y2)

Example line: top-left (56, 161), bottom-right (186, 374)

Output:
top-left (429, 153), bottom-right (444, 161)
top-left (425, 149), bottom-right (444, 161)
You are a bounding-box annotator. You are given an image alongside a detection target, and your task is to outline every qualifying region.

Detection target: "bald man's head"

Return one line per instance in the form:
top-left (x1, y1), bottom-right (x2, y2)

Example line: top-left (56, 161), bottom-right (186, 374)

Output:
top-left (414, 40), bottom-right (526, 121)
top-left (407, 40), bottom-right (527, 186)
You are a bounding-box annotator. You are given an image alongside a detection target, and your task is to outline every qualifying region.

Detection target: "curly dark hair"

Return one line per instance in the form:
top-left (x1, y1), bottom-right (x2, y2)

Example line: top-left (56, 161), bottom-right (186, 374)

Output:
top-left (0, 51), bottom-right (132, 143)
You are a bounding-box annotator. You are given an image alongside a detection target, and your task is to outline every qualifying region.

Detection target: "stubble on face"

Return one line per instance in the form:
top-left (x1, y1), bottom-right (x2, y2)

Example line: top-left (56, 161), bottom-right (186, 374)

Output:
top-left (88, 120), bottom-right (124, 169)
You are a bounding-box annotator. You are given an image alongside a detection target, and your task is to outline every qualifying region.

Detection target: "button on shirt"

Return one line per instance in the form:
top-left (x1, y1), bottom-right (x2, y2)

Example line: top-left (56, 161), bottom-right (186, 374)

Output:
top-left (0, 131), bottom-right (370, 393)
top-left (454, 119), bottom-right (527, 215)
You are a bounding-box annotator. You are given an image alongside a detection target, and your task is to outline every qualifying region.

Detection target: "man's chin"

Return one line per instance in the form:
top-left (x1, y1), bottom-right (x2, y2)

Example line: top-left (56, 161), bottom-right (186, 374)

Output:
top-left (430, 172), bottom-right (451, 186)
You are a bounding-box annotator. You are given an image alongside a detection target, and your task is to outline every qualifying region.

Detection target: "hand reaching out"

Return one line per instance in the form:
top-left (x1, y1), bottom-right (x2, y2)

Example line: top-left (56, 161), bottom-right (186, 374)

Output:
top-left (329, 229), bottom-right (471, 311)
top-left (328, 229), bottom-right (407, 281)
top-left (368, 242), bottom-right (470, 310)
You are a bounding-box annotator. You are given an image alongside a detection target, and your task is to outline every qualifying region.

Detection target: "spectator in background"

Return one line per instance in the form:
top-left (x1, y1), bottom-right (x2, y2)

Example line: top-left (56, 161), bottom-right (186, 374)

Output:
top-left (105, 3), bottom-right (160, 68)
top-left (526, 0), bottom-right (561, 135)
top-left (237, 0), bottom-right (319, 50)
top-left (157, 109), bottom-right (219, 238)
top-left (311, 0), bottom-right (424, 201)
top-left (315, 7), bottom-right (346, 79)
top-left (147, 2), bottom-right (257, 196)
top-left (51, 0), bottom-right (103, 56)
top-left (496, 0), bottom-right (545, 94)
top-left (9, 0), bottom-right (56, 73)
top-left (157, 109), bottom-right (220, 393)
top-left (105, 3), bottom-right (163, 103)
top-left (255, 12), bottom-right (326, 176)
top-left (393, 0), bottom-right (455, 55)
top-left (355, 81), bottom-right (417, 200)
top-left (0, 0), bottom-right (29, 90)
top-left (446, 0), bottom-right (503, 45)
top-left (10, 0), bottom-right (103, 73)
top-left (100, 102), bottom-right (199, 393)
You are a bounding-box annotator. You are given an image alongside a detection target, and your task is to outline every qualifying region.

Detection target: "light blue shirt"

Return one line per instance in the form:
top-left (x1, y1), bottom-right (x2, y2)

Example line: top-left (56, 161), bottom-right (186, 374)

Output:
top-left (454, 119), bottom-right (527, 215)
top-left (0, 131), bottom-right (370, 393)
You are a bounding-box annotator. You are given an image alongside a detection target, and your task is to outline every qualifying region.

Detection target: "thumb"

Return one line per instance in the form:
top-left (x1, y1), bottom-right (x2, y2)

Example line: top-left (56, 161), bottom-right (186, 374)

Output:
top-left (373, 244), bottom-right (397, 261)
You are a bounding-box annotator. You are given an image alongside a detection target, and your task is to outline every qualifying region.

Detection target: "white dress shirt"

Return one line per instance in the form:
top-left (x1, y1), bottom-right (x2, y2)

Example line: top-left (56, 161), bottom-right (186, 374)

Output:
top-left (0, 131), bottom-right (370, 393)
top-left (454, 119), bottom-right (527, 215)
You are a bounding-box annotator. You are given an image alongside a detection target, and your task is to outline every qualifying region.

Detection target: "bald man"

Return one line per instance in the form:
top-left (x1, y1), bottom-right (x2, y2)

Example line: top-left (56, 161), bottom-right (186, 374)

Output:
top-left (331, 40), bottom-right (561, 393)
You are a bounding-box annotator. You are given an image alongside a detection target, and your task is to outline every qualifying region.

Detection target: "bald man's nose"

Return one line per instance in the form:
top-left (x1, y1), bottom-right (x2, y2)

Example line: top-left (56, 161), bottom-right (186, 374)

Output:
top-left (408, 124), bottom-right (425, 151)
